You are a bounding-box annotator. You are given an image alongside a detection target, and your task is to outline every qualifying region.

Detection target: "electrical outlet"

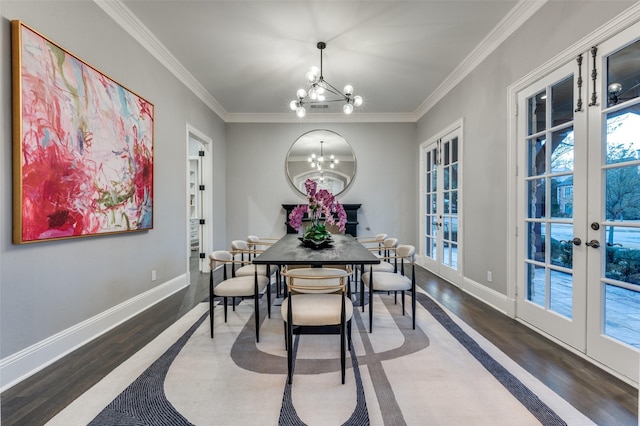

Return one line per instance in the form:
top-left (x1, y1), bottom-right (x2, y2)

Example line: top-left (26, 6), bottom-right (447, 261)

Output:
top-left (152, 270), bottom-right (157, 281)
top-left (487, 271), bottom-right (492, 282)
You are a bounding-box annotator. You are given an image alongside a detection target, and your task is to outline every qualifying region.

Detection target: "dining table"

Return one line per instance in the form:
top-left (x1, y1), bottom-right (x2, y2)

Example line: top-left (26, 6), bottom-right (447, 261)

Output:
top-left (252, 233), bottom-right (380, 267)
top-left (252, 233), bottom-right (380, 304)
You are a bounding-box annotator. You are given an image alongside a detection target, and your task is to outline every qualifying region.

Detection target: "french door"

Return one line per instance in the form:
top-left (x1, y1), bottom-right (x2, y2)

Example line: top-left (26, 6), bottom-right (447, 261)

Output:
top-left (421, 124), bottom-right (462, 285)
top-left (517, 23), bottom-right (640, 382)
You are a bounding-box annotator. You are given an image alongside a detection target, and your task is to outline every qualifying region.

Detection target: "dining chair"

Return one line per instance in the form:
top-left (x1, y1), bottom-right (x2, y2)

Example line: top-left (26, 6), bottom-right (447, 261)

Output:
top-left (356, 233), bottom-right (387, 247)
top-left (230, 239), bottom-right (276, 307)
top-left (369, 237), bottom-right (399, 273)
top-left (361, 245), bottom-right (416, 333)
top-left (247, 235), bottom-right (279, 254)
top-left (209, 250), bottom-right (271, 342)
top-left (356, 233), bottom-right (387, 258)
top-left (280, 266), bottom-right (354, 385)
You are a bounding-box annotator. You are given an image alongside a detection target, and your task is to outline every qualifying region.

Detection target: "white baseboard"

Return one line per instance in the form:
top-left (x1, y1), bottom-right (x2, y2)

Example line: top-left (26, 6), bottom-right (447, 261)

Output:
top-left (461, 276), bottom-right (516, 317)
top-left (415, 260), bottom-right (516, 318)
top-left (0, 274), bottom-right (188, 392)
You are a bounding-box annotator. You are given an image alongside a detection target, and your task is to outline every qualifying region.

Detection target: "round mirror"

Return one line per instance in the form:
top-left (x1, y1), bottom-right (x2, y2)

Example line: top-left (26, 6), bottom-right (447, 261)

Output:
top-left (286, 130), bottom-right (356, 196)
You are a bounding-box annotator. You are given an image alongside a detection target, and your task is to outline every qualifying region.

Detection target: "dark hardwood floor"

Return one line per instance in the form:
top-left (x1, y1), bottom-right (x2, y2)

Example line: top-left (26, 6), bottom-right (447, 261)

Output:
top-left (1, 263), bottom-right (637, 425)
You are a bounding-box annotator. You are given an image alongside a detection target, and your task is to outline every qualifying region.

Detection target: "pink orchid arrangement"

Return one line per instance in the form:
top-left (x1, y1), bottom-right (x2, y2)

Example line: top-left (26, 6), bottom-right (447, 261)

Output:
top-left (289, 179), bottom-right (347, 241)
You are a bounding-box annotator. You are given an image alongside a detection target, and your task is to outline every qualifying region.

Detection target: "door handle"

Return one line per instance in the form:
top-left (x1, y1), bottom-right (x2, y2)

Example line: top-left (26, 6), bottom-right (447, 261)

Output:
top-left (585, 239), bottom-right (600, 248)
top-left (571, 237), bottom-right (582, 246)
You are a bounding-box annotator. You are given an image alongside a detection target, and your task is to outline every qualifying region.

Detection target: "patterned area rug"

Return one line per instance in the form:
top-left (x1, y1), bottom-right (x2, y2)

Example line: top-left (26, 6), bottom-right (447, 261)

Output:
top-left (47, 288), bottom-right (594, 425)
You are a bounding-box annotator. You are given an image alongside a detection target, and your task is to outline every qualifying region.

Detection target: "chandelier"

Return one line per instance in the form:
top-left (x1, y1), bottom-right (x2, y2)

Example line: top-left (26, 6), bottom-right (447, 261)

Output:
top-left (290, 42), bottom-right (363, 118)
top-left (308, 140), bottom-right (338, 170)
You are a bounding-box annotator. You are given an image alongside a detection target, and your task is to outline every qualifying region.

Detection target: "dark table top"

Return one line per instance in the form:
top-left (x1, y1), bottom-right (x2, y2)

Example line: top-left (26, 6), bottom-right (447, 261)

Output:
top-left (252, 234), bottom-right (380, 266)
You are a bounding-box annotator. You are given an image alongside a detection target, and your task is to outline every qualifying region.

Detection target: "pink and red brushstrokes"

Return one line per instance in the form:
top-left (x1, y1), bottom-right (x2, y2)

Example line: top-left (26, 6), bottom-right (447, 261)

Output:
top-left (16, 23), bottom-right (154, 242)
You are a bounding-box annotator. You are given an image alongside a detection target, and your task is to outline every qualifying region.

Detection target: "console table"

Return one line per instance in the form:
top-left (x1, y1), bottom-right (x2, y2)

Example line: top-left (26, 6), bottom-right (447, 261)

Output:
top-left (282, 203), bottom-right (361, 237)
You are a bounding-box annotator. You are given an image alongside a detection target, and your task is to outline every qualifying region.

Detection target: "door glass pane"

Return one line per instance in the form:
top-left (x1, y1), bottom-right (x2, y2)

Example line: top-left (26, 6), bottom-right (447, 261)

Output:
top-left (451, 191), bottom-right (458, 214)
top-left (451, 217), bottom-right (458, 242)
top-left (444, 166), bottom-right (450, 190)
top-left (443, 241), bottom-right (450, 266)
top-left (605, 105), bottom-right (640, 165)
top-left (528, 136), bottom-right (546, 176)
top-left (550, 223), bottom-right (573, 268)
top-left (606, 39), bottom-right (640, 107)
top-left (451, 164), bottom-right (458, 190)
top-left (550, 127), bottom-right (574, 173)
top-left (444, 141), bottom-right (450, 165)
top-left (451, 137), bottom-right (458, 162)
top-left (605, 226), bottom-right (640, 284)
top-left (550, 269), bottom-right (573, 318)
top-left (551, 76), bottom-right (574, 127)
top-left (551, 176), bottom-right (573, 219)
top-left (433, 168), bottom-right (437, 191)
top-left (528, 91), bottom-right (547, 135)
top-left (527, 222), bottom-right (545, 262)
top-left (450, 243), bottom-right (458, 269)
top-left (443, 217), bottom-right (450, 240)
top-left (527, 179), bottom-right (546, 218)
top-left (425, 236), bottom-right (435, 258)
top-left (604, 284), bottom-right (640, 348)
top-left (605, 165), bottom-right (640, 222)
top-left (526, 262), bottom-right (545, 307)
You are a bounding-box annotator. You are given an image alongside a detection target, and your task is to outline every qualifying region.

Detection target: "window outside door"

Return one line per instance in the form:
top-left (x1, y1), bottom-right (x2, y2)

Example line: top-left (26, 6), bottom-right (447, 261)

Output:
top-left (516, 23), bottom-right (640, 382)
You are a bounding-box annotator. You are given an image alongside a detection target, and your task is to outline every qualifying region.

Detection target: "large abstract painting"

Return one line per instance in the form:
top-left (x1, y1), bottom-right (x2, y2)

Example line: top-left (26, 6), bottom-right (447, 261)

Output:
top-left (11, 21), bottom-right (154, 244)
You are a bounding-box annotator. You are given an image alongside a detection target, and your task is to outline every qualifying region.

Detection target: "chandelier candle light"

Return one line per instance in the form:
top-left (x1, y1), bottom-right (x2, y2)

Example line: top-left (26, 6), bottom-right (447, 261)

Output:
top-left (290, 42), bottom-right (363, 118)
top-left (289, 179), bottom-right (347, 247)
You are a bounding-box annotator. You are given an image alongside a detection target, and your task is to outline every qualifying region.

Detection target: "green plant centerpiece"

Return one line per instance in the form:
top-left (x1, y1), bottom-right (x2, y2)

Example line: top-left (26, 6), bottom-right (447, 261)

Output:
top-left (288, 179), bottom-right (347, 248)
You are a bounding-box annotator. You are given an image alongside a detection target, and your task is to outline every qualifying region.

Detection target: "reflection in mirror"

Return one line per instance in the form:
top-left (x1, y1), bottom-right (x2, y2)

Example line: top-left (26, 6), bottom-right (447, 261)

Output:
top-left (286, 130), bottom-right (356, 196)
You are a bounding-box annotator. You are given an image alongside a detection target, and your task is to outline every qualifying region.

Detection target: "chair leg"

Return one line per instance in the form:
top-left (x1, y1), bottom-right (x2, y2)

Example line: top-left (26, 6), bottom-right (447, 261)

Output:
top-left (283, 321), bottom-right (288, 350)
top-left (402, 290), bottom-right (406, 315)
top-left (254, 291), bottom-right (260, 343)
top-left (394, 291), bottom-right (397, 304)
top-left (209, 272), bottom-right (214, 338)
top-left (360, 277), bottom-right (365, 313)
top-left (267, 280), bottom-right (272, 318)
top-left (369, 281), bottom-right (374, 333)
top-left (412, 286), bottom-right (416, 330)
top-left (347, 319), bottom-right (352, 351)
top-left (287, 321), bottom-right (293, 385)
top-left (341, 320), bottom-right (346, 384)
top-left (223, 297), bottom-right (228, 322)
top-left (232, 297), bottom-right (236, 311)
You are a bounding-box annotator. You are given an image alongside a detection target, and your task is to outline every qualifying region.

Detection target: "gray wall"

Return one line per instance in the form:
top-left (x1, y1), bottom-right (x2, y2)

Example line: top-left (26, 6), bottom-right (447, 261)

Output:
top-left (0, 1), bottom-right (226, 358)
top-left (225, 122), bottom-right (417, 246)
top-left (416, 0), bottom-right (635, 295)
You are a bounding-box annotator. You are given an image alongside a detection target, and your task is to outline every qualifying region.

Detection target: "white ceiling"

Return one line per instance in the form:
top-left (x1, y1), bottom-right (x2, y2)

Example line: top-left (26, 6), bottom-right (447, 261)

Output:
top-left (105, 0), bottom-right (541, 122)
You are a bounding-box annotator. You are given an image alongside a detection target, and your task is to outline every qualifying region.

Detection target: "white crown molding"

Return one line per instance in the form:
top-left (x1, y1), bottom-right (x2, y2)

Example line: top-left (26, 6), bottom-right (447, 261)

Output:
top-left (225, 112), bottom-right (418, 124)
top-left (415, 0), bottom-right (547, 120)
top-left (93, 0), bottom-right (229, 121)
top-left (96, 0), bottom-right (543, 124)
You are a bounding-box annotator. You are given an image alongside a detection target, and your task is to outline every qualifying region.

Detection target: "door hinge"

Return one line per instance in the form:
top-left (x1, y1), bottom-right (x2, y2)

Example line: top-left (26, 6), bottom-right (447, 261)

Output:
top-left (199, 184), bottom-right (205, 191)
top-left (199, 219), bottom-right (205, 225)
top-left (198, 150), bottom-right (205, 157)
top-left (199, 252), bottom-right (206, 259)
